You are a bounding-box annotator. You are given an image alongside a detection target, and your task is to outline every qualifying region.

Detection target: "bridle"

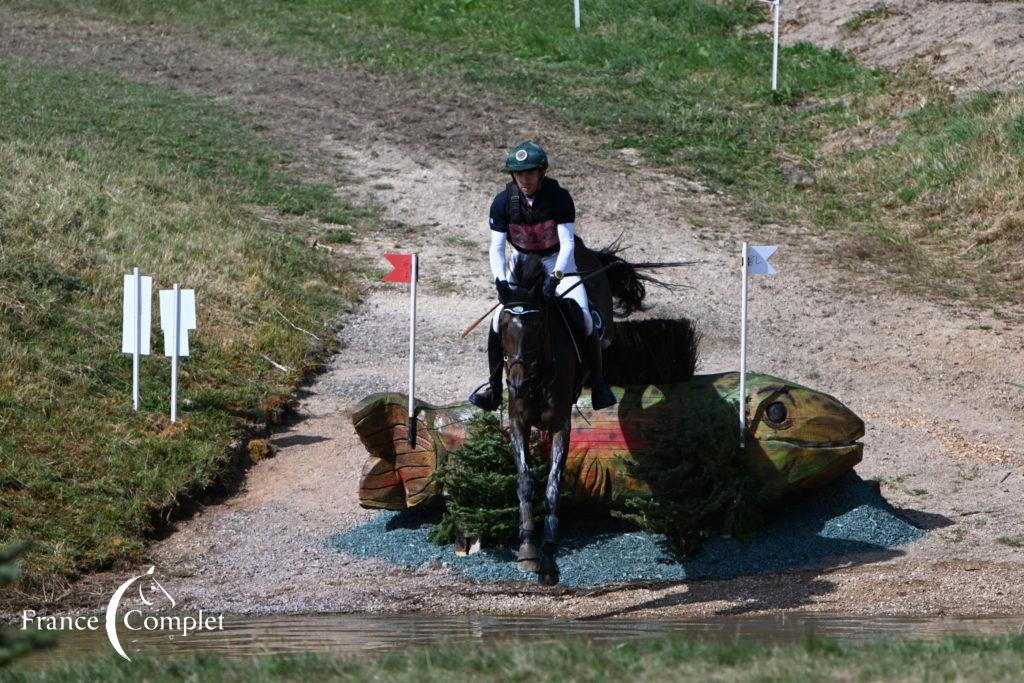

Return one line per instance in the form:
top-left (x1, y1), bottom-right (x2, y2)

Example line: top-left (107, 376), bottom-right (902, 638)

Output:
top-left (501, 303), bottom-right (550, 397)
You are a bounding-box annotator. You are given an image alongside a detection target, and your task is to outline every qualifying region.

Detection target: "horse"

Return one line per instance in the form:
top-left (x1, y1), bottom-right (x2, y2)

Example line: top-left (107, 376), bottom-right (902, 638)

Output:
top-left (500, 240), bottom-right (669, 585)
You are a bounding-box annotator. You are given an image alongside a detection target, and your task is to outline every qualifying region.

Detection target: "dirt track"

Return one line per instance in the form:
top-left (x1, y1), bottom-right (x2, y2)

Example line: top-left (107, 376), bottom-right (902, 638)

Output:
top-left (4, 7), bottom-right (1023, 617)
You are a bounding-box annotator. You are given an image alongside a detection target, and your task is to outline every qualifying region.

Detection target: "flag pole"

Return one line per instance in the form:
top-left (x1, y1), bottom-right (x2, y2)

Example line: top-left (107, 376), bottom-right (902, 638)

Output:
top-left (407, 254), bottom-right (418, 447)
top-left (574, 0), bottom-right (580, 29)
top-left (171, 283), bottom-right (180, 423)
top-left (133, 267), bottom-right (141, 411)
top-left (739, 242), bottom-right (748, 448)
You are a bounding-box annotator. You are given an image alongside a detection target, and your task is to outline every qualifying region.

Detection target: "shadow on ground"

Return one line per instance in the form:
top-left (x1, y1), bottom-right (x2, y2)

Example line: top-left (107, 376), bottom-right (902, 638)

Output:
top-left (331, 471), bottom-right (935, 593)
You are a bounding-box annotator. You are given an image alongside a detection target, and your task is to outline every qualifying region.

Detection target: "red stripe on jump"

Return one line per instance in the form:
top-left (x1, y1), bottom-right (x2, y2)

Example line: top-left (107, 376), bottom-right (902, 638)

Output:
top-left (571, 422), bottom-right (647, 451)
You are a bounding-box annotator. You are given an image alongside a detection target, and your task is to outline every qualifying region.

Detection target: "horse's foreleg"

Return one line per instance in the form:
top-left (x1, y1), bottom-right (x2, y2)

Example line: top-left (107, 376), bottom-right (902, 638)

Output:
top-left (539, 419), bottom-right (570, 586)
top-left (510, 421), bottom-right (539, 572)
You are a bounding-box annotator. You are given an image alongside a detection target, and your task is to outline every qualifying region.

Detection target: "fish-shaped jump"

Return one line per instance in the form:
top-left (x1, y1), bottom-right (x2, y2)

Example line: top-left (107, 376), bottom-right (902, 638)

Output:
top-left (354, 372), bottom-right (864, 511)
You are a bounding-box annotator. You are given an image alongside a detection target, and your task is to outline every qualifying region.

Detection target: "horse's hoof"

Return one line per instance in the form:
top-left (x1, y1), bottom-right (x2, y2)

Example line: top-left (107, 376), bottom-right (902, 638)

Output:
top-left (517, 541), bottom-right (540, 573)
top-left (538, 569), bottom-right (560, 586)
top-left (518, 558), bottom-right (540, 572)
top-left (538, 551), bottom-right (559, 585)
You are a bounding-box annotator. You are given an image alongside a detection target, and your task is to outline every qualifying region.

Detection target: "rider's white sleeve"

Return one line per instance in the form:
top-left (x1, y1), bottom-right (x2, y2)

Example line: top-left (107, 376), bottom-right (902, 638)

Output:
top-left (490, 230), bottom-right (508, 282)
top-left (554, 222), bottom-right (576, 274)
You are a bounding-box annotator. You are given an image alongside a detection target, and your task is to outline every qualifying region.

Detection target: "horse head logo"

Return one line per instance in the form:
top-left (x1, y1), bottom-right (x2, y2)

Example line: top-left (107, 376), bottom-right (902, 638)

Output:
top-left (105, 566), bottom-right (175, 661)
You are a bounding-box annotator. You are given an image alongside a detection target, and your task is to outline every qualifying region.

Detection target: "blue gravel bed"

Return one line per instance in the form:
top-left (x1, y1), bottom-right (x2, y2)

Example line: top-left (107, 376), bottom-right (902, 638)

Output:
top-left (330, 472), bottom-right (923, 587)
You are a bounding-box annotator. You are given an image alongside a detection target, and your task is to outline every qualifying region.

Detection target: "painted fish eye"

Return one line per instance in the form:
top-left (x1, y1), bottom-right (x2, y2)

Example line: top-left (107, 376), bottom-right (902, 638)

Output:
top-left (765, 402), bottom-right (787, 425)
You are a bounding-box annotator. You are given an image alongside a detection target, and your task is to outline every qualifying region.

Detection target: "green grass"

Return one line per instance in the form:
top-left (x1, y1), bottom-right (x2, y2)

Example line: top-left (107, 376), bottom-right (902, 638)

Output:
top-left (843, 5), bottom-right (890, 33)
top-left (0, 62), bottom-right (368, 597)
top-left (17, 0), bottom-right (882, 189)
top-left (6, 634), bottom-right (1024, 682)
top-left (996, 535), bottom-right (1024, 548)
top-left (12, 0), bottom-right (1024, 302)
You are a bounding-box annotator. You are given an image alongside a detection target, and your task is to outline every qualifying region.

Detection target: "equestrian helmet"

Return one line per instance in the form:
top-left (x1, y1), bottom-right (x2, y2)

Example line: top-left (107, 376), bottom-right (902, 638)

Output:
top-left (505, 141), bottom-right (549, 172)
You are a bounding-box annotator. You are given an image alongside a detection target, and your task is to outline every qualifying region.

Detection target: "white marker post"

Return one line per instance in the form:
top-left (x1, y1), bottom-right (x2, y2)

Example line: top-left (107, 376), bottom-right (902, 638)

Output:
top-left (382, 253), bottom-right (419, 445)
top-left (121, 268), bottom-right (153, 410)
top-left (772, 0), bottom-right (780, 91)
top-left (407, 254), bottom-right (419, 446)
top-left (159, 285), bottom-right (197, 423)
top-left (739, 243), bottom-right (778, 448)
top-left (740, 243), bottom-right (749, 447)
top-left (574, 0), bottom-right (581, 29)
top-left (171, 285), bottom-right (180, 423)
top-left (755, 0), bottom-right (781, 90)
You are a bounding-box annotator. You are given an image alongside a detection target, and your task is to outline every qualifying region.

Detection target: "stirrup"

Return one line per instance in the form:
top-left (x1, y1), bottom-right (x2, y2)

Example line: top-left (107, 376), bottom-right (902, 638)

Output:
top-left (468, 382), bottom-right (501, 411)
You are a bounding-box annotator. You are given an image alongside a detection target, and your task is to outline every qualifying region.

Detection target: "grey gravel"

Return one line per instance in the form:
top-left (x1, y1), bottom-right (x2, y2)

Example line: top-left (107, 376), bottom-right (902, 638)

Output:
top-left (331, 473), bottom-right (923, 587)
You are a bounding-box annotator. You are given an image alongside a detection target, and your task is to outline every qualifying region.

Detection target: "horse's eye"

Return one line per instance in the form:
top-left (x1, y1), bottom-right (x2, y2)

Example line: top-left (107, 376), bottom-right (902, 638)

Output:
top-left (765, 402), bottom-right (787, 425)
top-left (503, 355), bottom-right (509, 362)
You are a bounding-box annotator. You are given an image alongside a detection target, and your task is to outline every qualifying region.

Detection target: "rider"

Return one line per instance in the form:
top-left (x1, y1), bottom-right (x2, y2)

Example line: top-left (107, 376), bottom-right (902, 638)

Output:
top-left (468, 141), bottom-right (617, 412)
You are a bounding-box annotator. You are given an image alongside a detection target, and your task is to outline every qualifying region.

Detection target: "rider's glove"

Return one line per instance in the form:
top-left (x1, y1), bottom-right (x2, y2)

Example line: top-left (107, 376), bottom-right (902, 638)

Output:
top-left (495, 278), bottom-right (512, 305)
top-left (542, 276), bottom-right (558, 302)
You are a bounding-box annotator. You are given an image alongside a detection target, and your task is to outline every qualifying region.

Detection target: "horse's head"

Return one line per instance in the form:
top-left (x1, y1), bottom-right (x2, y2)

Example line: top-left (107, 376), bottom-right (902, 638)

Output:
top-left (501, 255), bottom-right (550, 399)
top-left (501, 303), bottom-right (545, 398)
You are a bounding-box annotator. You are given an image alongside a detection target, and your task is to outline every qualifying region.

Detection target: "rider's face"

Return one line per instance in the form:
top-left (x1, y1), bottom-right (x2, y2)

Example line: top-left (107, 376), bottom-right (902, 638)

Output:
top-left (512, 168), bottom-right (545, 197)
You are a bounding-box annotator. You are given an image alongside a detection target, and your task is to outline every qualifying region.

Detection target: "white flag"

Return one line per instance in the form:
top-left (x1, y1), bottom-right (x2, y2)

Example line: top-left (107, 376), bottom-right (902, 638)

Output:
top-left (121, 274), bottom-right (153, 355)
top-left (159, 289), bottom-right (197, 357)
top-left (746, 245), bottom-right (778, 276)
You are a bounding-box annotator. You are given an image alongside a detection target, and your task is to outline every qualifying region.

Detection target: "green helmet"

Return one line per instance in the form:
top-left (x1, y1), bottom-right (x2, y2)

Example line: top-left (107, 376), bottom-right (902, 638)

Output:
top-left (505, 141), bottom-right (549, 172)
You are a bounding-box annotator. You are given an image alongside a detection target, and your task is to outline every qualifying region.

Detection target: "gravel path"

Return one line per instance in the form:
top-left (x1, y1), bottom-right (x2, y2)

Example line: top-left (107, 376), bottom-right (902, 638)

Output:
top-left (4, 6), bottom-right (1023, 618)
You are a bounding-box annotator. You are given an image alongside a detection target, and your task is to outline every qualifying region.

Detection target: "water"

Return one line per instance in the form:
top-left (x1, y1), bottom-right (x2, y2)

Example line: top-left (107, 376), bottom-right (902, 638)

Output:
top-left (15, 612), bottom-right (1024, 669)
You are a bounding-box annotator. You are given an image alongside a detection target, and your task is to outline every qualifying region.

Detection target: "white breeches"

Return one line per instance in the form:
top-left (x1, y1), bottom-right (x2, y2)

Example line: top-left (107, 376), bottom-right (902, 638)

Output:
top-left (491, 250), bottom-right (593, 335)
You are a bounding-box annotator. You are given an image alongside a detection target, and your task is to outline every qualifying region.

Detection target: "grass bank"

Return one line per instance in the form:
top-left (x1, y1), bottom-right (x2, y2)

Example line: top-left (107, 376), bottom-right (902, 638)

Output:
top-left (0, 62), bottom-right (367, 598)
top-left (6, 634), bottom-right (1024, 682)
top-left (10, 0), bottom-right (1024, 303)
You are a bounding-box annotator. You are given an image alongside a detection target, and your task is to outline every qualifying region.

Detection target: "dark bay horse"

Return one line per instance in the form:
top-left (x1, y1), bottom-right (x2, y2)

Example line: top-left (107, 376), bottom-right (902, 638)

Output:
top-left (501, 242), bottom-right (668, 585)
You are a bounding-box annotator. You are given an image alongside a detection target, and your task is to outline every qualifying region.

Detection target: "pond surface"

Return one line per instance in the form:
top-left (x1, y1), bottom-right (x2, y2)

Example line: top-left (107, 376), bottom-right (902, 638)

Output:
top-left (15, 612), bottom-right (1024, 669)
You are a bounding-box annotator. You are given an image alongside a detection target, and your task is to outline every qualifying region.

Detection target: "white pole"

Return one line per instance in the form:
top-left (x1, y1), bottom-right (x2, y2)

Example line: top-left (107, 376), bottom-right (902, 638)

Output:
top-left (574, 0), bottom-right (580, 29)
top-left (407, 254), bottom-right (418, 446)
top-left (133, 267), bottom-right (141, 411)
top-left (739, 242), bottom-right (748, 448)
top-left (771, 0), bottom-right (780, 91)
top-left (171, 283), bottom-right (180, 423)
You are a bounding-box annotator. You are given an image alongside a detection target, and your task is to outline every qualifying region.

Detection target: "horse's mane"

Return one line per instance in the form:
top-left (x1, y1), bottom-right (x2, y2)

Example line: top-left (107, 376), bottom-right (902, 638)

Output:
top-left (510, 254), bottom-right (547, 294)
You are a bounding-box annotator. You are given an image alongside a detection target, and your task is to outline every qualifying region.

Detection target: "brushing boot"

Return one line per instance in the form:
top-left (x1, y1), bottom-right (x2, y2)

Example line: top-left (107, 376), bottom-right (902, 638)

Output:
top-left (468, 326), bottom-right (504, 411)
top-left (586, 331), bottom-right (617, 410)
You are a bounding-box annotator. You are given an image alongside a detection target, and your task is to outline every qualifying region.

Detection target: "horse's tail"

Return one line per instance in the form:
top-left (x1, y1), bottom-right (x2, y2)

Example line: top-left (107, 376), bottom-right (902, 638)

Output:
top-left (593, 237), bottom-right (692, 317)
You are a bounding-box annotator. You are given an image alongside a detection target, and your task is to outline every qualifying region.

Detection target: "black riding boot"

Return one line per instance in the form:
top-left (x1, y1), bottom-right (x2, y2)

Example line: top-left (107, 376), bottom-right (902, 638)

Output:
top-left (586, 332), bottom-right (617, 410)
top-left (468, 326), bottom-right (503, 411)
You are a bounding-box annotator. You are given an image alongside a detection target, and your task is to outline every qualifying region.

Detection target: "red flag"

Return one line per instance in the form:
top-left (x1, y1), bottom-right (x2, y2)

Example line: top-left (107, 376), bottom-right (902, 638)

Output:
top-left (383, 253), bottom-right (416, 283)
